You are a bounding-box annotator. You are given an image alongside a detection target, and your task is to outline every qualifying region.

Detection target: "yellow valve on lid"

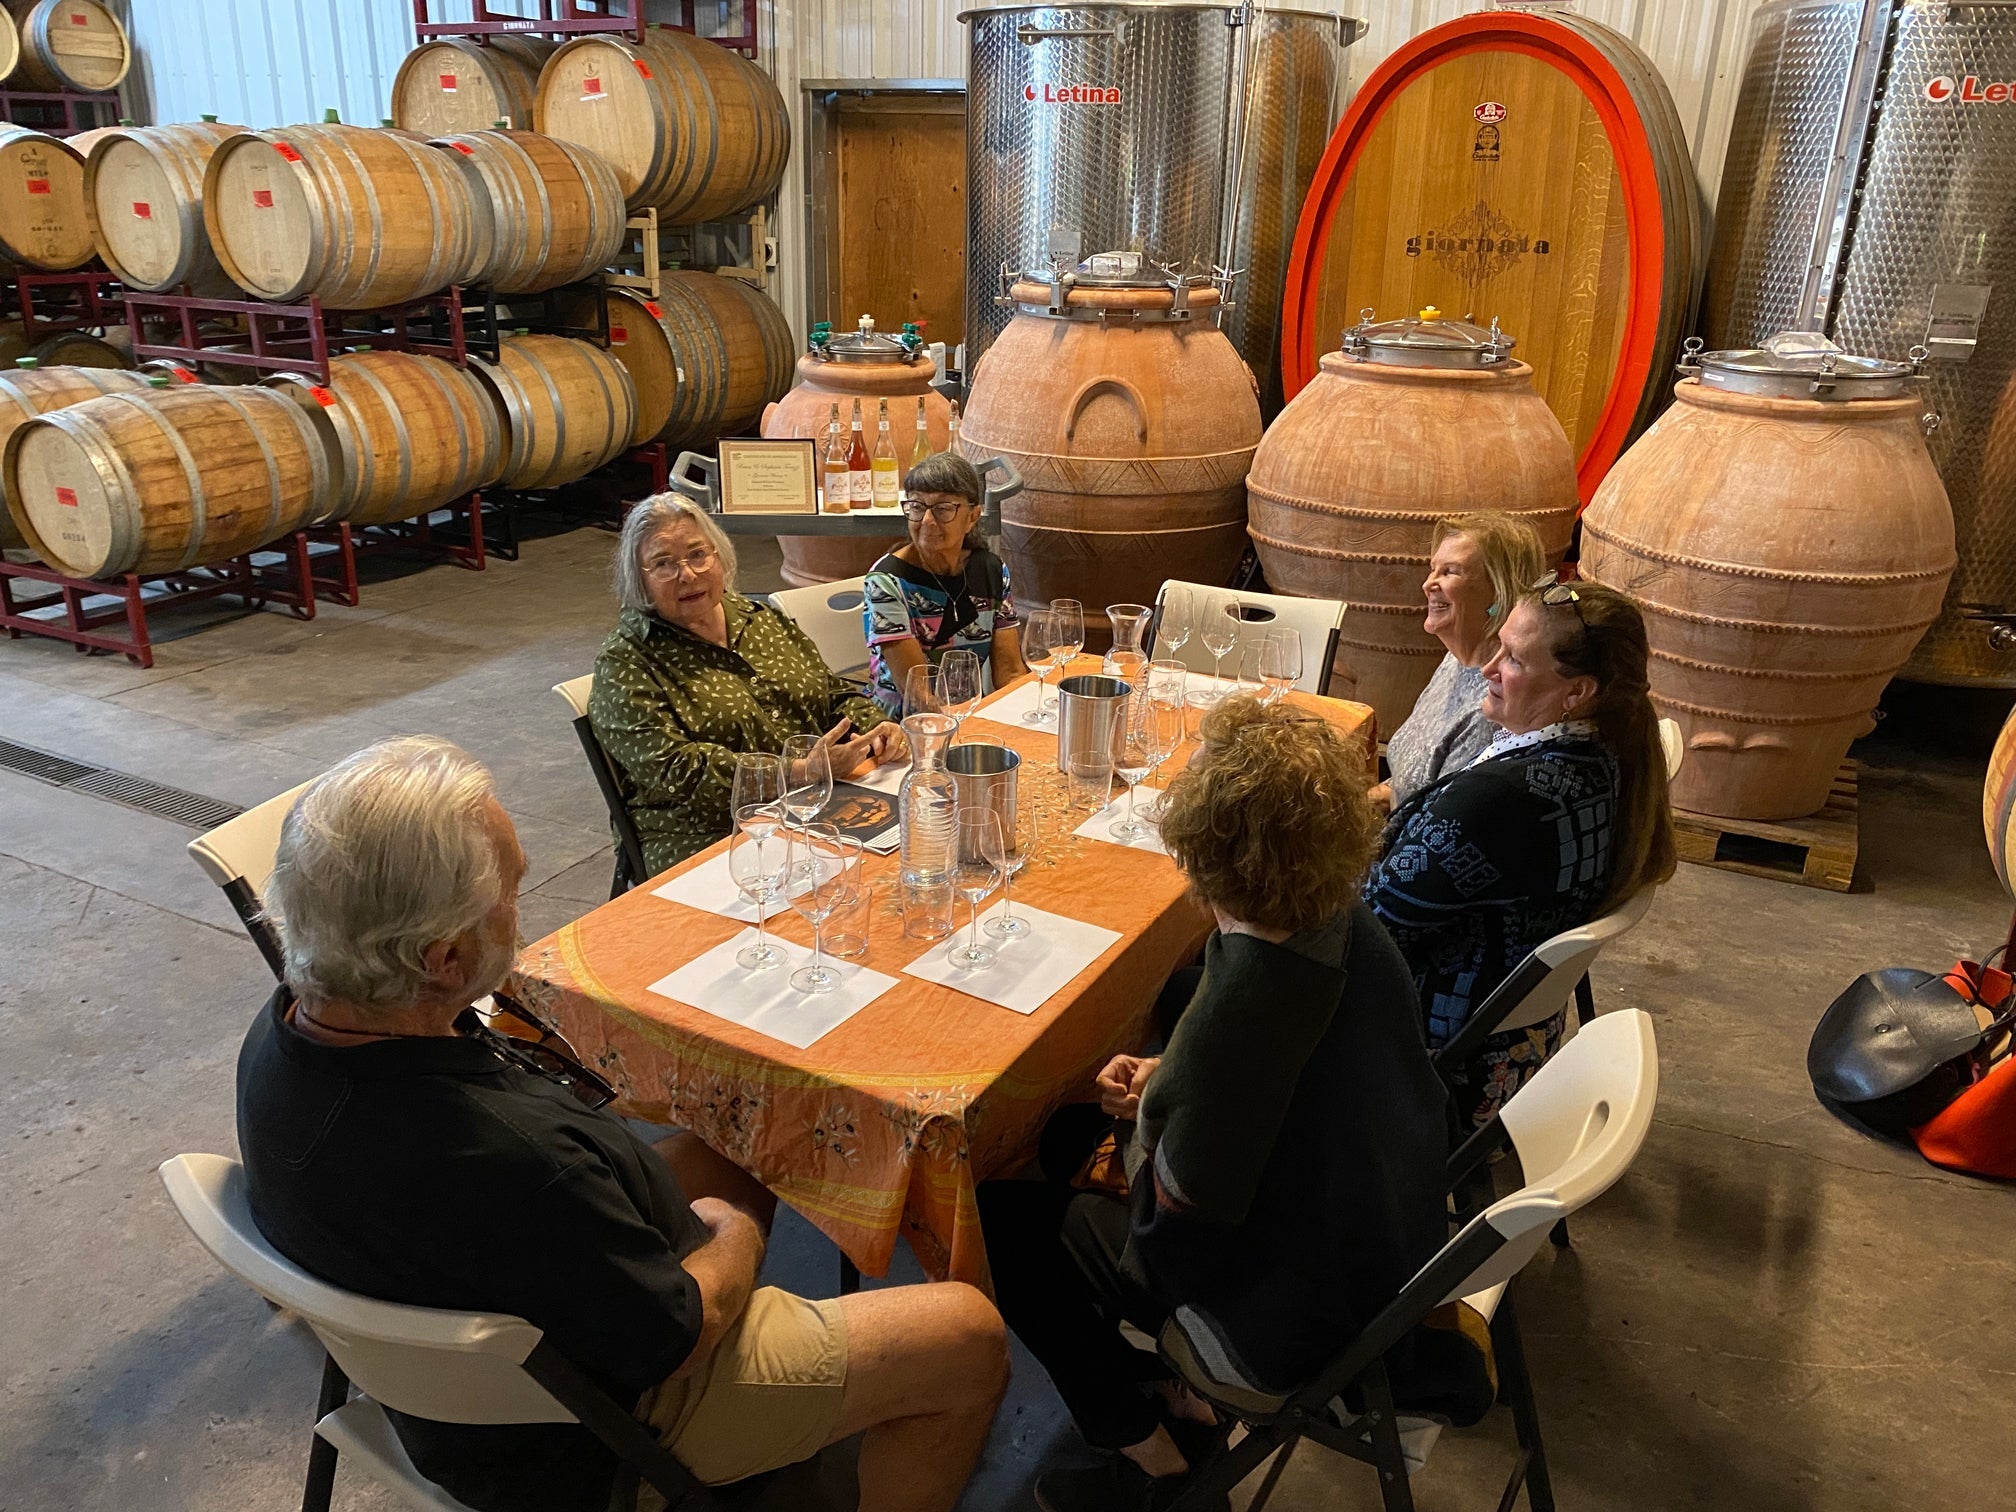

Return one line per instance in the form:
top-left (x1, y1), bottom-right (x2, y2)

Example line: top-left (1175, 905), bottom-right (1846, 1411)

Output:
top-left (1419, 306), bottom-right (1443, 321)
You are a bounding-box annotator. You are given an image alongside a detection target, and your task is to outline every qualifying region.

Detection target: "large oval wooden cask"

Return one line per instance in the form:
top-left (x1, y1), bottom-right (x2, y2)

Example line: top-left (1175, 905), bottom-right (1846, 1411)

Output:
top-left (0, 124), bottom-right (92, 270)
top-left (431, 129), bottom-right (626, 295)
top-left (205, 123), bottom-right (485, 308)
top-left (960, 279), bottom-right (1262, 646)
top-left (9, 0), bottom-right (128, 92)
top-left (1282, 10), bottom-right (1697, 502)
top-left (1247, 318), bottom-right (1578, 731)
top-left (4, 385), bottom-right (332, 578)
top-left (268, 351), bottom-right (504, 527)
top-left (535, 26), bottom-right (788, 221)
top-left (468, 334), bottom-right (636, 491)
top-left (0, 362), bottom-right (150, 549)
top-left (391, 37), bottom-right (555, 137)
top-left (84, 120), bottom-right (245, 296)
top-left (1581, 373), bottom-right (1956, 820)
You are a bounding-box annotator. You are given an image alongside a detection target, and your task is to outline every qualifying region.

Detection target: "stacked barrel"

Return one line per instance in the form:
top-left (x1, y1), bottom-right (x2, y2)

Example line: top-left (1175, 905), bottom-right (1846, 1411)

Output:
top-left (1, 21), bottom-right (796, 587)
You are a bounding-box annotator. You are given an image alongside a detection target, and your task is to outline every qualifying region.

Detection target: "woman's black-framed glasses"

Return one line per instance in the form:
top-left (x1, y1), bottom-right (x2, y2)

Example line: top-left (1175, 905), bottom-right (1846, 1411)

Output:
top-left (458, 993), bottom-right (617, 1110)
top-left (900, 499), bottom-right (972, 523)
top-left (1533, 572), bottom-right (1591, 630)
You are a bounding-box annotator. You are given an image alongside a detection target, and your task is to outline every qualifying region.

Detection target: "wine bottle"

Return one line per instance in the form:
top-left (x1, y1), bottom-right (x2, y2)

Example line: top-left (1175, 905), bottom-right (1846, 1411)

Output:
top-left (846, 398), bottom-right (872, 508)
top-left (871, 400), bottom-right (901, 509)
top-left (821, 402), bottom-right (850, 513)
top-left (908, 397), bottom-right (932, 474)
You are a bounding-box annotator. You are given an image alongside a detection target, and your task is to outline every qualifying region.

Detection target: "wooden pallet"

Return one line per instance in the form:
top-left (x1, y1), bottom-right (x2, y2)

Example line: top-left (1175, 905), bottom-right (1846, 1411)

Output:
top-left (1671, 763), bottom-right (1859, 892)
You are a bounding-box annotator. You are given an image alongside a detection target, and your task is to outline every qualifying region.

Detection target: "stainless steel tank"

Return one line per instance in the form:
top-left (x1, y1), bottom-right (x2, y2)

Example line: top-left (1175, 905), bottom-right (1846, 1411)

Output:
top-left (959, 3), bottom-right (1353, 412)
top-left (1704, 0), bottom-right (2016, 685)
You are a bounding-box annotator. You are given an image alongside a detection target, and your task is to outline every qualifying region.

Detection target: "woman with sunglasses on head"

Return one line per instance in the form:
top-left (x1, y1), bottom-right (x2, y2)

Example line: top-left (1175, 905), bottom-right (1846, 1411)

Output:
top-left (1363, 577), bottom-right (1676, 1127)
top-left (589, 495), bottom-right (906, 880)
top-left (861, 451), bottom-right (1022, 718)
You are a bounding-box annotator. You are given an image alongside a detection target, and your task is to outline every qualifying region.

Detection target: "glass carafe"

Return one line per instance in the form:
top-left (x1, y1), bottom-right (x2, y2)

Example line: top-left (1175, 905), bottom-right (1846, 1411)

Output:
top-left (899, 712), bottom-right (959, 939)
top-left (1103, 603), bottom-right (1152, 686)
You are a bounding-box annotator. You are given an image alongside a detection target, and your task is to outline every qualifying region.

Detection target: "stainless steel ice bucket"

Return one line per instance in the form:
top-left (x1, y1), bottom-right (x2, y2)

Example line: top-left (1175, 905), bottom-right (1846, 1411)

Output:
top-left (945, 742), bottom-right (1020, 854)
top-left (1055, 673), bottom-right (1131, 774)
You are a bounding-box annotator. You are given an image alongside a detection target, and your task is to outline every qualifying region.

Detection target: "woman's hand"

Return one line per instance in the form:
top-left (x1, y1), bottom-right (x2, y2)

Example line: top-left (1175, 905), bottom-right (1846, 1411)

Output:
top-left (862, 721), bottom-right (908, 766)
top-left (804, 718), bottom-right (878, 782)
top-left (1367, 779), bottom-right (1393, 815)
top-left (1095, 1054), bottom-right (1160, 1119)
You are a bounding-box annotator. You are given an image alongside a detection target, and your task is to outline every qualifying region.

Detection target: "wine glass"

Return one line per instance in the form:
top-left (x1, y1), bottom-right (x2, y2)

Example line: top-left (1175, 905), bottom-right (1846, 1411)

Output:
top-left (727, 827), bottom-right (788, 971)
top-left (948, 807), bottom-right (1006, 969)
top-left (1109, 702), bottom-right (1157, 842)
top-left (1049, 598), bottom-right (1085, 687)
top-left (1067, 748), bottom-right (1114, 813)
top-left (1021, 607), bottom-right (1058, 726)
top-left (784, 825), bottom-right (858, 994)
top-left (1197, 595), bottom-right (1241, 701)
top-left (1260, 627), bottom-right (1303, 705)
top-left (903, 662), bottom-right (945, 723)
top-left (782, 734), bottom-right (833, 829)
top-left (731, 753), bottom-right (785, 839)
top-left (1232, 633), bottom-right (1265, 700)
top-left (984, 797), bottom-right (1035, 940)
top-left (939, 648), bottom-right (983, 733)
top-left (1141, 660), bottom-right (1188, 817)
top-left (1156, 586), bottom-right (1194, 660)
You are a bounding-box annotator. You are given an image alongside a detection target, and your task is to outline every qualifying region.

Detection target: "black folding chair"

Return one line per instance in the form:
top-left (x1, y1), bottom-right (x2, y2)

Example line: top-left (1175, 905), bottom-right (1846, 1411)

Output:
top-left (553, 674), bottom-right (650, 897)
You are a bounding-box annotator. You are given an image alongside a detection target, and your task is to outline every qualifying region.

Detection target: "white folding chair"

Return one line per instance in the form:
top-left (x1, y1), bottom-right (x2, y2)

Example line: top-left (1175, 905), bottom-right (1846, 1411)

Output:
top-left (1150, 578), bottom-right (1345, 696)
top-left (1659, 716), bottom-right (1684, 777)
top-left (767, 576), bottom-right (871, 683)
top-left (553, 674), bottom-right (650, 896)
top-left (157, 1153), bottom-right (720, 1512)
top-left (186, 782), bottom-right (315, 980)
top-left (1161, 1009), bottom-right (1660, 1512)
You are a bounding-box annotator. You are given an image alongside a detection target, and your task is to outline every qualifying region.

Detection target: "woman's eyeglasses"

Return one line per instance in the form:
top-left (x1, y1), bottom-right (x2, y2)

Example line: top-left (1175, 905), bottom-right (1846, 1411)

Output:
top-left (900, 500), bottom-right (973, 523)
top-left (458, 994), bottom-right (617, 1110)
top-left (1533, 573), bottom-right (1590, 629)
top-left (644, 548), bottom-right (717, 579)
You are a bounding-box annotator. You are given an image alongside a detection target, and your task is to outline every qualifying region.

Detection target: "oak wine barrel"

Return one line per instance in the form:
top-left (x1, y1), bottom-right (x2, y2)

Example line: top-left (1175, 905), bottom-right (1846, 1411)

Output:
top-left (535, 25), bottom-right (788, 221)
top-left (0, 124), bottom-right (92, 270)
top-left (0, 10), bottom-right (17, 83)
top-left (391, 36), bottom-right (556, 136)
top-left (545, 285), bottom-right (677, 446)
top-left (8, 0), bottom-right (128, 93)
top-left (432, 129), bottom-right (627, 296)
top-left (84, 120), bottom-right (245, 296)
top-left (468, 333), bottom-right (636, 491)
top-left (268, 350), bottom-right (504, 527)
top-left (4, 384), bottom-right (333, 578)
top-left (0, 360), bottom-right (149, 549)
top-left (28, 330), bottom-right (129, 368)
top-left (204, 123), bottom-right (486, 309)
top-left (654, 271), bottom-right (791, 449)
top-left (1282, 10), bottom-right (1698, 503)
top-left (961, 275), bottom-right (1262, 646)
top-left (1984, 703), bottom-right (2016, 897)
top-left (1580, 343), bottom-right (1956, 820)
top-left (1247, 313), bottom-right (1578, 731)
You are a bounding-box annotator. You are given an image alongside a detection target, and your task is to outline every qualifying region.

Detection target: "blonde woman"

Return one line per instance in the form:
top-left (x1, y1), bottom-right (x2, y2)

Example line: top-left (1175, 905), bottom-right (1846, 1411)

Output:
top-left (1374, 512), bottom-right (1547, 810)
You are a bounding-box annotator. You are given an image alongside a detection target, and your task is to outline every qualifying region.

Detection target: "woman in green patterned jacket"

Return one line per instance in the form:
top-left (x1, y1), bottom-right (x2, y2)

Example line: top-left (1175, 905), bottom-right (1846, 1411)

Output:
top-left (589, 495), bottom-right (906, 879)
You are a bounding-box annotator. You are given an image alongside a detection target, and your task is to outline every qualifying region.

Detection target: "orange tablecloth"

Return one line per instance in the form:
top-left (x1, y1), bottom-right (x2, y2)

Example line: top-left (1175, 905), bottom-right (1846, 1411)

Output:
top-left (508, 664), bottom-right (1372, 1287)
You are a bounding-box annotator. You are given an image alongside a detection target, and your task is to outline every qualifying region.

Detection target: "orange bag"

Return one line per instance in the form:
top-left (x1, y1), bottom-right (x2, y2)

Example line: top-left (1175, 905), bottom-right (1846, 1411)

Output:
top-left (1910, 958), bottom-right (2016, 1178)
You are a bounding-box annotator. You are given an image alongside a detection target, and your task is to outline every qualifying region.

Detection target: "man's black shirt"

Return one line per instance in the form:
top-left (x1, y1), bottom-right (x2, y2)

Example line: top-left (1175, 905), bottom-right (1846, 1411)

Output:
top-left (236, 989), bottom-right (709, 1512)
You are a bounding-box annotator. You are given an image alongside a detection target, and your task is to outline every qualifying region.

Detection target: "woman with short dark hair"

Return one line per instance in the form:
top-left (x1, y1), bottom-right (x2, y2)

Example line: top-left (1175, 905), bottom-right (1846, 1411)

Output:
top-left (978, 699), bottom-right (1488, 1512)
top-left (861, 451), bottom-right (1022, 715)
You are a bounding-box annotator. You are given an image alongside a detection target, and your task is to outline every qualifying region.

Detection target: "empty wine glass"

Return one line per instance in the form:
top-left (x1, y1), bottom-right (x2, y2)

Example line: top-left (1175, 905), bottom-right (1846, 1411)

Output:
top-left (732, 753), bottom-right (785, 839)
top-left (903, 662), bottom-right (945, 723)
top-left (984, 798), bottom-right (1035, 941)
top-left (1067, 748), bottom-right (1115, 813)
top-left (948, 807), bottom-right (1006, 969)
top-left (782, 734), bottom-right (833, 829)
top-left (1109, 703), bottom-right (1158, 842)
top-left (1156, 586), bottom-right (1194, 659)
top-left (1141, 660), bottom-right (1188, 817)
top-left (727, 827), bottom-right (788, 971)
top-left (1049, 598), bottom-right (1086, 686)
top-left (1139, 695), bottom-right (1184, 818)
top-left (784, 826), bottom-right (858, 994)
top-left (939, 648), bottom-right (983, 733)
top-left (1021, 606), bottom-right (1058, 726)
top-left (1232, 633), bottom-right (1265, 700)
top-left (1197, 595), bottom-right (1241, 703)
top-left (1260, 627), bottom-right (1303, 704)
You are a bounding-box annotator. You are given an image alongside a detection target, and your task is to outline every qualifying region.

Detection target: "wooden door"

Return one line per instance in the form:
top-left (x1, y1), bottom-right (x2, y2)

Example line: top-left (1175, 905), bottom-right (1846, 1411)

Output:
top-left (832, 95), bottom-right (966, 348)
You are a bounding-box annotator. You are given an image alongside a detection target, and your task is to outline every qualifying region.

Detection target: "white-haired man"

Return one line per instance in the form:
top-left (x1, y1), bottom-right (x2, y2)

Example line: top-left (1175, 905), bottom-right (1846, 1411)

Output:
top-left (238, 736), bottom-right (1007, 1512)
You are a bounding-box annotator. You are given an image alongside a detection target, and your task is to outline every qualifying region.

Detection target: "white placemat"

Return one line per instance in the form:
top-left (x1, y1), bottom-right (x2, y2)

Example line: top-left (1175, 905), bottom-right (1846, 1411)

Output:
top-left (847, 757), bottom-right (908, 796)
top-left (902, 903), bottom-right (1123, 1015)
top-left (1072, 785), bottom-right (1170, 856)
top-left (970, 678), bottom-right (1058, 730)
top-left (647, 930), bottom-right (898, 1049)
top-left (651, 849), bottom-right (765, 922)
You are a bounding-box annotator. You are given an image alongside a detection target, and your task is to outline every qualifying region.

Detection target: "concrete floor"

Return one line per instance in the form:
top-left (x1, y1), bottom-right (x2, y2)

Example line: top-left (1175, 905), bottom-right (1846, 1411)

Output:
top-left (3, 509), bottom-right (2014, 1512)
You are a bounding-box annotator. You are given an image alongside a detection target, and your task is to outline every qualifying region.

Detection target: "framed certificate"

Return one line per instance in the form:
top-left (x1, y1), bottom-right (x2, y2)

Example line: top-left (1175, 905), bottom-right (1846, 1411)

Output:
top-left (717, 438), bottom-right (819, 515)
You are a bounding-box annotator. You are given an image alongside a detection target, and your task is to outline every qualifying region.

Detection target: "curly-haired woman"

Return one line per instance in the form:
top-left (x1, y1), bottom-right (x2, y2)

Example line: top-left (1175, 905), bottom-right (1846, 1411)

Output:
top-left (976, 698), bottom-right (1489, 1512)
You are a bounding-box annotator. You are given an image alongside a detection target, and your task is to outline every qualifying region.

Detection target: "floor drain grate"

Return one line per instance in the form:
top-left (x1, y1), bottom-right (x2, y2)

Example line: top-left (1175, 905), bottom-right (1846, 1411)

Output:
top-left (0, 737), bottom-right (245, 831)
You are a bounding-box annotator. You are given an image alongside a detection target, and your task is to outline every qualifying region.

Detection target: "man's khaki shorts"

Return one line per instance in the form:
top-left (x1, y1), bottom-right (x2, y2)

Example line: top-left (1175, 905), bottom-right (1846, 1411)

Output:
top-left (634, 1286), bottom-right (849, 1495)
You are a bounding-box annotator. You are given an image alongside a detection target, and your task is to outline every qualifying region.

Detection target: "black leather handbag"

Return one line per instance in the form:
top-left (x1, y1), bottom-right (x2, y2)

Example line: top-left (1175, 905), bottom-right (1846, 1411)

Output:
top-left (1807, 961), bottom-right (2013, 1134)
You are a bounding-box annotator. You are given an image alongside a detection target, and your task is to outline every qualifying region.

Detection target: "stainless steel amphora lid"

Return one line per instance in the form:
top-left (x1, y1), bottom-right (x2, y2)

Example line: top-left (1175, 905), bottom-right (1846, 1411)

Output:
top-left (1683, 331), bottom-right (1924, 400)
top-left (1341, 306), bottom-right (1515, 368)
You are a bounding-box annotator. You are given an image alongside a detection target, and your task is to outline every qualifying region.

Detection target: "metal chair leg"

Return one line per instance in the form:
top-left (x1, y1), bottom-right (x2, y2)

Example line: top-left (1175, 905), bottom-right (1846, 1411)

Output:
top-left (1491, 1292), bottom-right (1555, 1512)
top-left (1362, 1362), bottom-right (1417, 1512)
top-left (1574, 973), bottom-right (1595, 1026)
top-left (300, 1351), bottom-right (350, 1512)
top-left (838, 1254), bottom-right (860, 1295)
top-left (1548, 1217), bottom-right (1572, 1248)
top-left (1245, 1440), bottom-right (1297, 1512)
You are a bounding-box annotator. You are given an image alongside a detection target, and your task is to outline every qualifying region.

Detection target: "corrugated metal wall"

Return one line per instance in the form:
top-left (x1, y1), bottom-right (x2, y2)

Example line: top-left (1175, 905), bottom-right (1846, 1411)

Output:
top-left (122, 0), bottom-right (1765, 338)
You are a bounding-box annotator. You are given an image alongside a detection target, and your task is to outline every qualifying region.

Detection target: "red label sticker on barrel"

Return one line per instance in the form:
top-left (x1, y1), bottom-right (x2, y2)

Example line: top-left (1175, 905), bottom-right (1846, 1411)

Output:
top-left (609, 325), bottom-right (628, 344)
top-left (252, 189), bottom-right (274, 208)
top-left (1473, 101), bottom-right (1507, 124)
top-left (132, 200), bottom-right (151, 219)
top-left (644, 300), bottom-right (663, 318)
top-left (634, 60), bottom-right (652, 79)
top-left (452, 141), bottom-right (475, 155)
top-left (69, 11), bottom-right (87, 22)
top-left (170, 366), bottom-right (196, 383)
top-left (274, 141), bottom-right (303, 162)
top-left (308, 385), bottom-right (337, 407)
top-left (439, 73), bottom-right (458, 92)
top-left (55, 486), bottom-right (77, 507)
top-left (26, 174), bottom-right (48, 195)
top-left (583, 76), bottom-right (604, 97)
